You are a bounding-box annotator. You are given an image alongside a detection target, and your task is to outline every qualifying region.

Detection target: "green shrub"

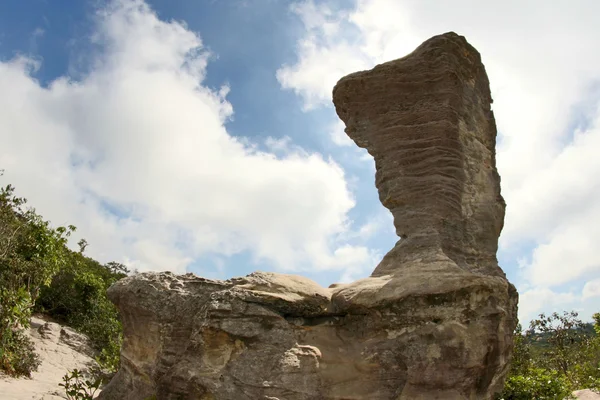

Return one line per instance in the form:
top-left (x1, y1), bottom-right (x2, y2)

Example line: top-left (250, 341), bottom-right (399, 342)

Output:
top-left (500, 368), bottom-right (573, 400)
top-left (499, 312), bottom-right (600, 398)
top-left (0, 286), bottom-right (39, 376)
top-left (0, 329), bottom-right (40, 377)
top-left (36, 253), bottom-right (126, 373)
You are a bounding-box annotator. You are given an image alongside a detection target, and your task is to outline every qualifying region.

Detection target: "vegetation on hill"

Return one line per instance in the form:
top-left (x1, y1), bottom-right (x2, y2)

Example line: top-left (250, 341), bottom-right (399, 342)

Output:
top-left (0, 173), bottom-right (125, 377)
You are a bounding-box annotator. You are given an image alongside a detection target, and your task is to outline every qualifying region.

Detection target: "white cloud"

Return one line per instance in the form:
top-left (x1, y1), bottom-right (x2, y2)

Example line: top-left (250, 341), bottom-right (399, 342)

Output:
top-left (583, 279), bottom-right (600, 300)
top-left (328, 119), bottom-right (354, 147)
top-left (0, 0), bottom-right (373, 276)
top-left (518, 287), bottom-right (578, 324)
top-left (278, 0), bottom-right (600, 319)
top-left (264, 136), bottom-right (294, 153)
top-left (276, 1), bottom-right (371, 111)
top-left (333, 245), bottom-right (381, 283)
top-left (337, 209), bottom-right (394, 242)
top-left (276, 0), bottom-right (420, 110)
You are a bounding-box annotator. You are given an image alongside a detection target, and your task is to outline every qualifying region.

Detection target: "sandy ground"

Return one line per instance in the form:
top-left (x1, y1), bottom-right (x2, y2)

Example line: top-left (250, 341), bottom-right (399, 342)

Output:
top-left (574, 389), bottom-right (600, 399)
top-left (0, 315), bottom-right (100, 400)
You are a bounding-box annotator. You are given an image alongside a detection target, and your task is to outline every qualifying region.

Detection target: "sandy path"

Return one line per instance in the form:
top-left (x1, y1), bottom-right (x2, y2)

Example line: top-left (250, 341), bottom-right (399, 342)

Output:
top-left (0, 315), bottom-right (99, 400)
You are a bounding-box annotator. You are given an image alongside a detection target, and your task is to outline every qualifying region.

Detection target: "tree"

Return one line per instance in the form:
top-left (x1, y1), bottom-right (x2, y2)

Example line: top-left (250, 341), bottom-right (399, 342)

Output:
top-left (35, 252), bottom-right (127, 373)
top-left (508, 323), bottom-right (531, 376)
top-left (499, 311), bottom-right (600, 399)
top-left (0, 180), bottom-right (74, 376)
top-left (527, 311), bottom-right (596, 384)
top-left (105, 261), bottom-right (129, 277)
top-left (1, 175), bottom-right (127, 377)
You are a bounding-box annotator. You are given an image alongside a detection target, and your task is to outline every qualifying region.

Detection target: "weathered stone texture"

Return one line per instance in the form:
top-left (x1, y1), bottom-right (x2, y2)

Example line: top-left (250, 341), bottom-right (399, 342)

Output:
top-left (98, 32), bottom-right (518, 400)
top-left (333, 31), bottom-right (506, 279)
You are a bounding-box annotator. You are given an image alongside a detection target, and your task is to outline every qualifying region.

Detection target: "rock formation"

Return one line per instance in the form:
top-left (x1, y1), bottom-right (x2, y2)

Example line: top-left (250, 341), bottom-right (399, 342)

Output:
top-left (98, 32), bottom-right (518, 400)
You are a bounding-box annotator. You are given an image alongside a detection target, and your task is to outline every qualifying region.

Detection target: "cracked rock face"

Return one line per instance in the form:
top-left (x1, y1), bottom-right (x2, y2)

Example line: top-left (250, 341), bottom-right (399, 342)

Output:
top-left (98, 32), bottom-right (518, 400)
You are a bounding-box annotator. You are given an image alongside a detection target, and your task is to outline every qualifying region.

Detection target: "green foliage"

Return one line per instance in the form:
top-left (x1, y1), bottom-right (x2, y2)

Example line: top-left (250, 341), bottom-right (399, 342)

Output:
top-left (527, 311), bottom-right (595, 378)
top-left (499, 311), bottom-right (600, 398)
top-left (60, 369), bottom-right (101, 400)
top-left (0, 178), bottom-right (73, 376)
top-left (501, 367), bottom-right (573, 400)
top-left (0, 183), bottom-right (75, 294)
top-left (1, 175), bottom-right (126, 377)
top-left (0, 286), bottom-right (40, 376)
top-left (509, 324), bottom-right (531, 377)
top-left (35, 251), bottom-right (127, 373)
top-left (40, 255), bottom-right (124, 370)
top-left (594, 313), bottom-right (600, 336)
top-left (0, 286), bottom-right (31, 333)
top-left (0, 323), bottom-right (40, 377)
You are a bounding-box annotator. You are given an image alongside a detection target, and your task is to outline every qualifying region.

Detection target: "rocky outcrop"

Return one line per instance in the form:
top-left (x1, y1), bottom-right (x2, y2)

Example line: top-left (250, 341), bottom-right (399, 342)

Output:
top-left (98, 32), bottom-right (518, 400)
top-left (333, 31), bottom-right (506, 280)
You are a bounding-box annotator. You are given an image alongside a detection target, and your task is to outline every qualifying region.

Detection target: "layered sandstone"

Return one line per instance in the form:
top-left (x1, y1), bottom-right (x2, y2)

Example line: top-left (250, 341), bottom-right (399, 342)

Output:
top-left (333, 31), bottom-right (506, 279)
top-left (98, 32), bottom-right (518, 400)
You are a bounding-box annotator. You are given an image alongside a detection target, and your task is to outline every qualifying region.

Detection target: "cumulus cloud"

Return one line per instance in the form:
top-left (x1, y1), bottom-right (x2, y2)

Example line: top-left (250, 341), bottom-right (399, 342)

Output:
top-left (583, 279), bottom-right (600, 300)
top-left (327, 119), bottom-right (354, 147)
top-left (278, 0), bottom-right (600, 320)
top-left (0, 0), bottom-right (374, 276)
top-left (518, 287), bottom-right (579, 323)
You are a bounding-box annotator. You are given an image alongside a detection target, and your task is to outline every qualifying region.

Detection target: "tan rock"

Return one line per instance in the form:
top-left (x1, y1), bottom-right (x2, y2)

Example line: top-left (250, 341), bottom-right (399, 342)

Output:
top-left (98, 32), bottom-right (518, 400)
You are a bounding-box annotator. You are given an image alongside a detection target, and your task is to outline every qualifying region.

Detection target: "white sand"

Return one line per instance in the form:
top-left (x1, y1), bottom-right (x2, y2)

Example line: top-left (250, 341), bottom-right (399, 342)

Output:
top-left (574, 389), bottom-right (600, 399)
top-left (0, 315), bottom-right (99, 400)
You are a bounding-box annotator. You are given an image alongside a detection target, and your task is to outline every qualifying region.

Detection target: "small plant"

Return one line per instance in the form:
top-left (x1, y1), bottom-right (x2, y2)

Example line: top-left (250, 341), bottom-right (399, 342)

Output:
top-left (59, 369), bottom-right (101, 400)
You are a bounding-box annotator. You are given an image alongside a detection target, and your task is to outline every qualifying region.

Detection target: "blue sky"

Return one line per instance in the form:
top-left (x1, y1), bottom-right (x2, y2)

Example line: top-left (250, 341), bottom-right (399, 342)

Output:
top-left (1, 0), bottom-right (599, 325)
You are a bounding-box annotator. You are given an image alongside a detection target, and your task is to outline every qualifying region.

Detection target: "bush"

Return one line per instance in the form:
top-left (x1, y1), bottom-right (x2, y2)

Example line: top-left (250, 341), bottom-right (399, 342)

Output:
top-left (35, 253), bottom-right (126, 372)
top-left (498, 311), bottom-right (600, 398)
top-left (0, 286), bottom-right (39, 376)
top-left (0, 329), bottom-right (41, 377)
top-left (500, 368), bottom-right (573, 399)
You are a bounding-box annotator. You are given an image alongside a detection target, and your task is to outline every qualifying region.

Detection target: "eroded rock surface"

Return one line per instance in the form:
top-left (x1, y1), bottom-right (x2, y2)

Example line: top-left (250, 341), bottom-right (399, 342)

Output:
top-left (99, 32), bottom-right (518, 400)
top-left (333, 31), bottom-right (505, 280)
